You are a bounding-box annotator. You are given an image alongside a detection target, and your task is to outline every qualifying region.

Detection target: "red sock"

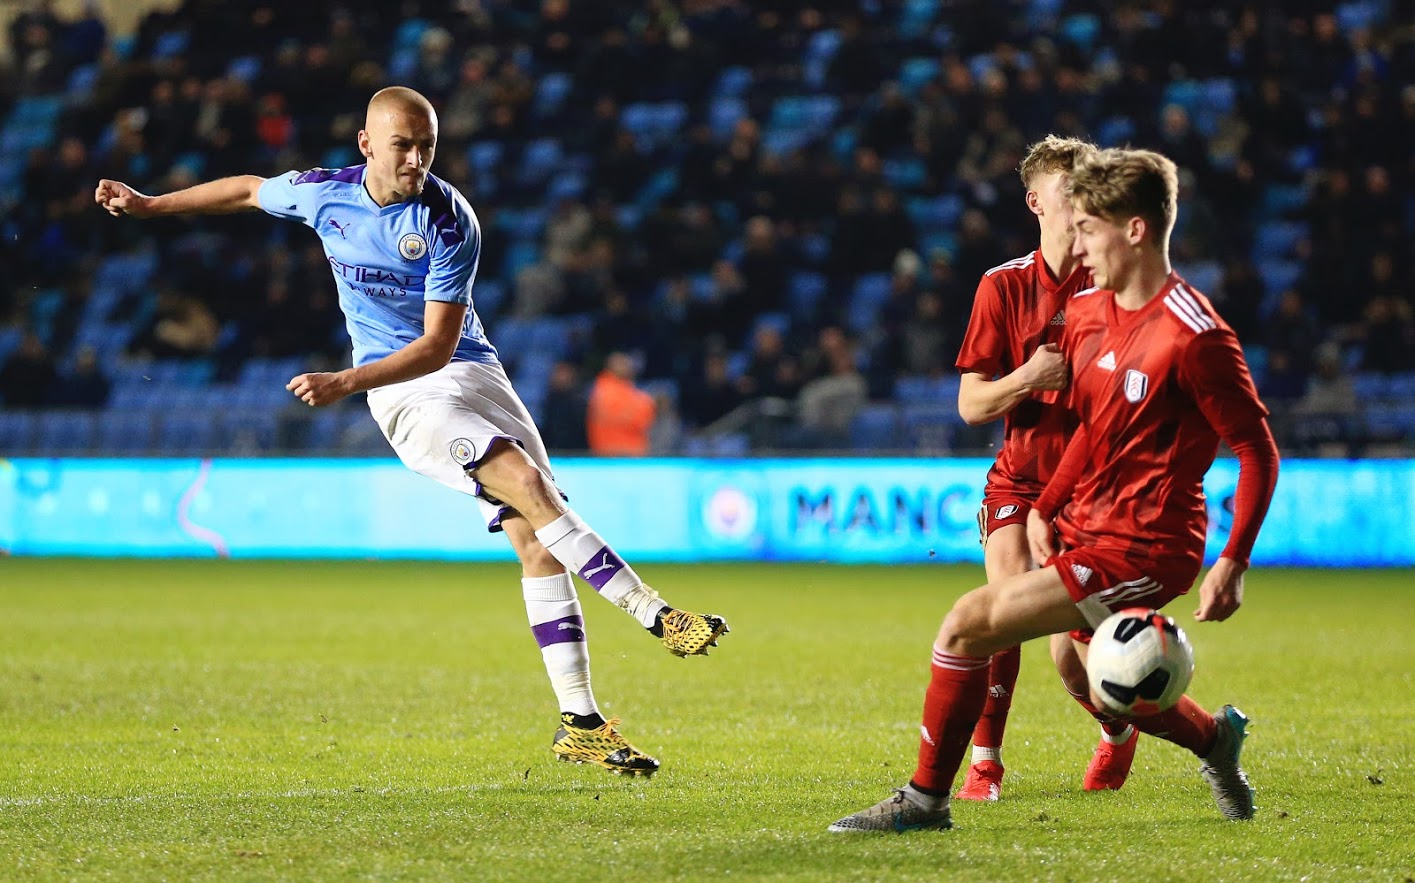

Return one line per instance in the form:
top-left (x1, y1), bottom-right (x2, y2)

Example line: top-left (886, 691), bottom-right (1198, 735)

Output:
top-left (1062, 682), bottom-right (1132, 737)
top-left (1127, 695), bottom-right (1217, 756)
top-left (970, 644), bottom-right (1021, 749)
top-left (911, 647), bottom-right (990, 795)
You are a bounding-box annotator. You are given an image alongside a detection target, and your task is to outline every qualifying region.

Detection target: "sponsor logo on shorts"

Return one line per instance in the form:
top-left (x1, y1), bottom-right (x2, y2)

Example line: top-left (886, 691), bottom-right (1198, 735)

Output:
top-left (1124, 369), bottom-right (1149, 403)
top-left (1071, 563), bottom-right (1094, 586)
top-left (449, 438), bottom-right (475, 466)
top-left (994, 504), bottom-right (1020, 520)
top-left (398, 232), bottom-right (428, 261)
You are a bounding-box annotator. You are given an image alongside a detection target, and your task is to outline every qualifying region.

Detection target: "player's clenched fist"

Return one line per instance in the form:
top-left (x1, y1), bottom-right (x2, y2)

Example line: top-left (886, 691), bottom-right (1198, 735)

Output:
top-left (287, 372), bottom-right (353, 407)
top-left (1020, 342), bottom-right (1068, 392)
top-left (95, 179), bottom-right (154, 218)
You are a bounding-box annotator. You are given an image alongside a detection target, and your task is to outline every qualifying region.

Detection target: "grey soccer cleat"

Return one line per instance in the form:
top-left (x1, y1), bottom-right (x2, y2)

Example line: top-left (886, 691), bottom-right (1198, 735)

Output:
top-left (1199, 705), bottom-right (1256, 820)
top-left (827, 788), bottom-right (953, 833)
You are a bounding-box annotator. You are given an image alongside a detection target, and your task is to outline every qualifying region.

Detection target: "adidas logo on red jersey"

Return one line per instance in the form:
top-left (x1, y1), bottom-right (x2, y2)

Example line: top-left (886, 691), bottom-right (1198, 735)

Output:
top-left (1050, 310), bottom-right (1065, 326)
top-left (1097, 351), bottom-right (1117, 371)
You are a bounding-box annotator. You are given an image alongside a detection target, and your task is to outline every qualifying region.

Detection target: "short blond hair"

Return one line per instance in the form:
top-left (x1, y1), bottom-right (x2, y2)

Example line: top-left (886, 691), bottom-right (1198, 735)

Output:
top-left (1018, 135), bottom-right (1097, 188)
top-left (1066, 148), bottom-right (1179, 242)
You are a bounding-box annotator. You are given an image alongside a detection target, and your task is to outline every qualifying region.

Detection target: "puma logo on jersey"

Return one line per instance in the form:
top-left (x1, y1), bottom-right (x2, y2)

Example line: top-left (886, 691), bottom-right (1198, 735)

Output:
top-left (1097, 351), bottom-right (1117, 371)
top-left (1049, 310), bottom-right (1066, 326)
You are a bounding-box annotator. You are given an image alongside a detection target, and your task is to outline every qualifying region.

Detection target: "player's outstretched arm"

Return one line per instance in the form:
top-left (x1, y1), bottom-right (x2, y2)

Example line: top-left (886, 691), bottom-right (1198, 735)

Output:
top-left (958, 343), bottom-right (1068, 425)
top-left (95, 175), bottom-right (264, 219)
top-left (287, 300), bottom-right (469, 406)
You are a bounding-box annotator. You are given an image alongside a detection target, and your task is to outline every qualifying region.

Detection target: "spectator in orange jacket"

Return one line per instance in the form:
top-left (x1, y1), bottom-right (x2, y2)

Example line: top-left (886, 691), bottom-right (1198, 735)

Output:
top-left (587, 352), bottom-right (656, 456)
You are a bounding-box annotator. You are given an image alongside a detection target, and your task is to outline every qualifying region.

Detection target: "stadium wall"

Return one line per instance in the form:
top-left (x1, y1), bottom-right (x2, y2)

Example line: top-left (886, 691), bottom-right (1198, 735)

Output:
top-left (0, 457), bottom-right (1411, 566)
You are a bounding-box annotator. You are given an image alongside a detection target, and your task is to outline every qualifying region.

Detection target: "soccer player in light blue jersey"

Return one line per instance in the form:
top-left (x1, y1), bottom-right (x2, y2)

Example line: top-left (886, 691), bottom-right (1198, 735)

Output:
top-left (95, 86), bottom-right (729, 776)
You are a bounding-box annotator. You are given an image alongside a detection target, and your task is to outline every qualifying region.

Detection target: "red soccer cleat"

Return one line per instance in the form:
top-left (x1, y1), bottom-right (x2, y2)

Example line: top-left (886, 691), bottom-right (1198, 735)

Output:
top-left (954, 760), bottom-right (1004, 801)
top-left (1083, 728), bottom-right (1138, 791)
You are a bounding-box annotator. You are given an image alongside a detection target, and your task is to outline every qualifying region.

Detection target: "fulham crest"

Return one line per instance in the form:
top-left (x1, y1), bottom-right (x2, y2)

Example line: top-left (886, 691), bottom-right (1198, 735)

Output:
top-left (398, 232), bottom-right (428, 260)
top-left (1124, 369), bottom-right (1149, 403)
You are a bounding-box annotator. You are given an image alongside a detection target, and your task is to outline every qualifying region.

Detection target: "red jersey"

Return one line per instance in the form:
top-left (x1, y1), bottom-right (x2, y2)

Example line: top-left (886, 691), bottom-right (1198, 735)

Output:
top-left (955, 249), bottom-right (1089, 500)
top-left (1046, 274), bottom-right (1270, 563)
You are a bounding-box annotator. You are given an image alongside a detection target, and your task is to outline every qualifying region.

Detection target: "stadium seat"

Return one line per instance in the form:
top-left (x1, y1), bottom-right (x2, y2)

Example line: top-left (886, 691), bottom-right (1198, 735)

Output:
top-left (850, 404), bottom-right (901, 450)
top-left (0, 412), bottom-right (38, 453)
top-left (34, 411), bottom-right (96, 456)
top-left (788, 272), bottom-right (828, 321)
top-left (1253, 222), bottom-right (1307, 261)
top-left (518, 138), bottom-right (562, 185)
top-left (899, 57), bottom-right (941, 97)
top-left (709, 97), bottom-right (747, 141)
top-left (713, 66), bottom-right (753, 98)
top-left (533, 73), bottom-right (573, 119)
top-left (96, 410), bottom-right (155, 454)
top-left (847, 273), bottom-right (893, 332)
top-left (468, 141), bottom-right (503, 173)
top-left (902, 403), bottom-right (959, 452)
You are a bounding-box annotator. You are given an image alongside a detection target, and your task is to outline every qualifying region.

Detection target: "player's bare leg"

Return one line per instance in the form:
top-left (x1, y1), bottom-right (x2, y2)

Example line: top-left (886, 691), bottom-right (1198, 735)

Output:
top-left (472, 439), bottom-right (728, 656)
top-left (501, 515), bottom-right (658, 776)
top-left (955, 522), bottom-right (1029, 801)
top-left (832, 567), bottom-right (1083, 831)
top-left (1050, 634), bottom-right (1138, 790)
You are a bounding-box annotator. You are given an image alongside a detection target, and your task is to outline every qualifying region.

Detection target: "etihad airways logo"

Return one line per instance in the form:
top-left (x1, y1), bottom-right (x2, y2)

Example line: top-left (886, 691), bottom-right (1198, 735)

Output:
top-left (326, 256), bottom-right (424, 298)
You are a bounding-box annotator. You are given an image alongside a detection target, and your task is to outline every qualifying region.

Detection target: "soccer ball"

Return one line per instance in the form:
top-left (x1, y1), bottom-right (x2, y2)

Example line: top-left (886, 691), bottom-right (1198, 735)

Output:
top-left (1086, 608), bottom-right (1194, 716)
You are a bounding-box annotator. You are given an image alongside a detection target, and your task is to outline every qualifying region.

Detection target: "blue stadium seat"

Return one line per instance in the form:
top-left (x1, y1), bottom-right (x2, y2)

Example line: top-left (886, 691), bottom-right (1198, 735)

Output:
top-left (226, 55), bottom-right (262, 83)
top-left (0, 412), bottom-right (37, 453)
top-left (1352, 373), bottom-right (1386, 401)
top-left (709, 97), bottom-right (747, 141)
top-left (468, 141), bottom-right (503, 173)
top-left (1253, 222), bottom-right (1307, 261)
top-left (533, 73), bottom-right (573, 119)
top-left (902, 403), bottom-right (959, 452)
top-left (35, 412), bottom-right (97, 456)
top-left (895, 375), bottom-right (961, 405)
top-left (1257, 259), bottom-right (1302, 302)
top-left (850, 404), bottom-right (901, 450)
top-left (906, 194), bottom-right (964, 229)
top-left (1096, 115), bottom-right (1136, 147)
top-left (899, 57), bottom-right (941, 96)
top-left (713, 67), bottom-right (753, 98)
top-left (546, 170), bottom-right (587, 201)
top-left (97, 410), bottom-right (155, 454)
top-left (788, 272), bottom-right (828, 320)
top-left (65, 64), bottom-right (101, 103)
top-left (220, 409), bottom-right (280, 453)
top-left (518, 138), bottom-right (562, 185)
top-left (847, 273), bottom-right (893, 332)
top-left (151, 30), bottom-right (191, 59)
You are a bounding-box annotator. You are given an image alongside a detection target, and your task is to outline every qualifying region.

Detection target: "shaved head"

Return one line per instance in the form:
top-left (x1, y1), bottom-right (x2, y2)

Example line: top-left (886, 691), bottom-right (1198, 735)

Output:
top-left (365, 86), bottom-right (437, 129)
top-left (359, 87), bottom-right (438, 205)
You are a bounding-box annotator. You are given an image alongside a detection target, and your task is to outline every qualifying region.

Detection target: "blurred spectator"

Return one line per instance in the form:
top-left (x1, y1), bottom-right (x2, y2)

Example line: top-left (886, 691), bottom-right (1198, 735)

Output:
top-left (47, 346), bottom-right (110, 408)
top-left (797, 342), bottom-right (867, 445)
top-left (131, 291), bottom-right (220, 359)
top-left (587, 351), bottom-right (655, 456)
top-left (539, 360), bottom-right (590, 452)
top-left (680, 350), bottom-right (744, 430)
top-left (1359, 295), bottom-right (1415, 374)
top-left (0, 332), bottom-right (57, 407)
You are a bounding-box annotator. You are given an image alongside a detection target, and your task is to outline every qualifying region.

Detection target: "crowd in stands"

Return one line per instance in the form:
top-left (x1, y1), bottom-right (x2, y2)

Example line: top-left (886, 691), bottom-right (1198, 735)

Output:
top-left (0, 0), bottom-right (1412, 457)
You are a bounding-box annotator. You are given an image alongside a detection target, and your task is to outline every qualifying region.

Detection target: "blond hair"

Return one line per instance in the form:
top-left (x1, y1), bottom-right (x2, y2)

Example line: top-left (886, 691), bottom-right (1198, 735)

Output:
top-left (1066, 148), bottom-right (1179, 242)
top-left (1018, 135), bottom-right (1098, 188)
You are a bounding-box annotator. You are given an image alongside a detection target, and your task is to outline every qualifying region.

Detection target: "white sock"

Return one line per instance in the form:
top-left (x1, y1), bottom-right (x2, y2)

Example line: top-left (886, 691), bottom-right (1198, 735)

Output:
top-left (971, 745), bottom-right (1002, 765)
top-left (1101, 724), bottom-right (1136, 745)
top-left (535, 510), bottom-right (667, 628)
top-left (523, 573), bottom-right (598, 717)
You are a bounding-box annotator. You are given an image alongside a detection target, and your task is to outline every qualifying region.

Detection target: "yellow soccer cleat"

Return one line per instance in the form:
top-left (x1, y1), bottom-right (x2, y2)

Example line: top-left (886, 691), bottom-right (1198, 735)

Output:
top-left (552, 715), bottom-right (660, 777)
top-left (655, 607), bottom-right (730, 657)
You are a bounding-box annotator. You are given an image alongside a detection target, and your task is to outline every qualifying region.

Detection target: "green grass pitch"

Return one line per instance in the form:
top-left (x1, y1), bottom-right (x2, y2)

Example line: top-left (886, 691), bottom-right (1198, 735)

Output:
top-left (1, 559), bottom-right (1412, 881)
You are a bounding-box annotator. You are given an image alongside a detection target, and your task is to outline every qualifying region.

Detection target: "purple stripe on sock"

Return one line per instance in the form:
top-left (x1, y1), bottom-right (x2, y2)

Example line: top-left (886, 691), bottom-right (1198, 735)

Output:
top-left (531, 615), bottom-right (585, 647)
top-left (577, 547), bottom-right (627, 592)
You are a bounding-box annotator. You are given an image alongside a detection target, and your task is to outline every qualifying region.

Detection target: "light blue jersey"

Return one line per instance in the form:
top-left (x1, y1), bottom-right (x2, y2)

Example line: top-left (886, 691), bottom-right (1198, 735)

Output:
top-left (257, 165), bottom-right (498, 367)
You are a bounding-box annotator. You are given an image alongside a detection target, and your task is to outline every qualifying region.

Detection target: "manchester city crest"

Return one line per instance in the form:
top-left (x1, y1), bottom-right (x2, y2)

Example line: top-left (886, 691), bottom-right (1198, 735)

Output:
top-left (449, 437), bottom-right (475, 465)
top-left (398, 232), bottom-right (428, 260)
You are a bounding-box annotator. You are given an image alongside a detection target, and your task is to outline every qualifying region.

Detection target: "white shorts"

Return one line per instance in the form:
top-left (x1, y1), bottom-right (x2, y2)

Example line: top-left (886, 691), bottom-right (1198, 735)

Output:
top-left (366, 359), bottom-right (558, 532)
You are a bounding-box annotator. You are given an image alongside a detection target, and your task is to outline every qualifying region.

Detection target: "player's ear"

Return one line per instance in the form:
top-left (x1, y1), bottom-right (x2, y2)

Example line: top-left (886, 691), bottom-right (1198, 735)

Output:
top-left (1025, 189), bottom-right (1043, 217)
top-left (357, 129), bottom-right (372, 159)
top-left (1126, 216), bottom-right (1146, 246)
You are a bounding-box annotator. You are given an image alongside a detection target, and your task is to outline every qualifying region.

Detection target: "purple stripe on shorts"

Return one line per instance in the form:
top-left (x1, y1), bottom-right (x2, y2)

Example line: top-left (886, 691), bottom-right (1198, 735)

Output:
top-left (531, 614), bottom-right (585, 647)
top-left (578, 547), bottom-right (627, 592)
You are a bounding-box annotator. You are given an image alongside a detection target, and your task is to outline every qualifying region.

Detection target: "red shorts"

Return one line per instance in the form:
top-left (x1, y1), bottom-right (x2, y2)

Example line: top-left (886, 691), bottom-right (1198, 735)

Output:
top-left (976, 495), bottom-right (1032, 545)
top-left (1051, 546), bottom-right (1203, 642)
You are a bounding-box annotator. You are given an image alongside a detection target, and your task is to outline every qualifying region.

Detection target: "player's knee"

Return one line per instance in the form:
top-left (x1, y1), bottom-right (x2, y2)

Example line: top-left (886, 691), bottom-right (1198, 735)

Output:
top-left (1050, 636), bottom-right (1088, 699)
top-left (937, 591), bottom-right (994, 655)
top-left (516, 537), bottom-right (560, 573)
